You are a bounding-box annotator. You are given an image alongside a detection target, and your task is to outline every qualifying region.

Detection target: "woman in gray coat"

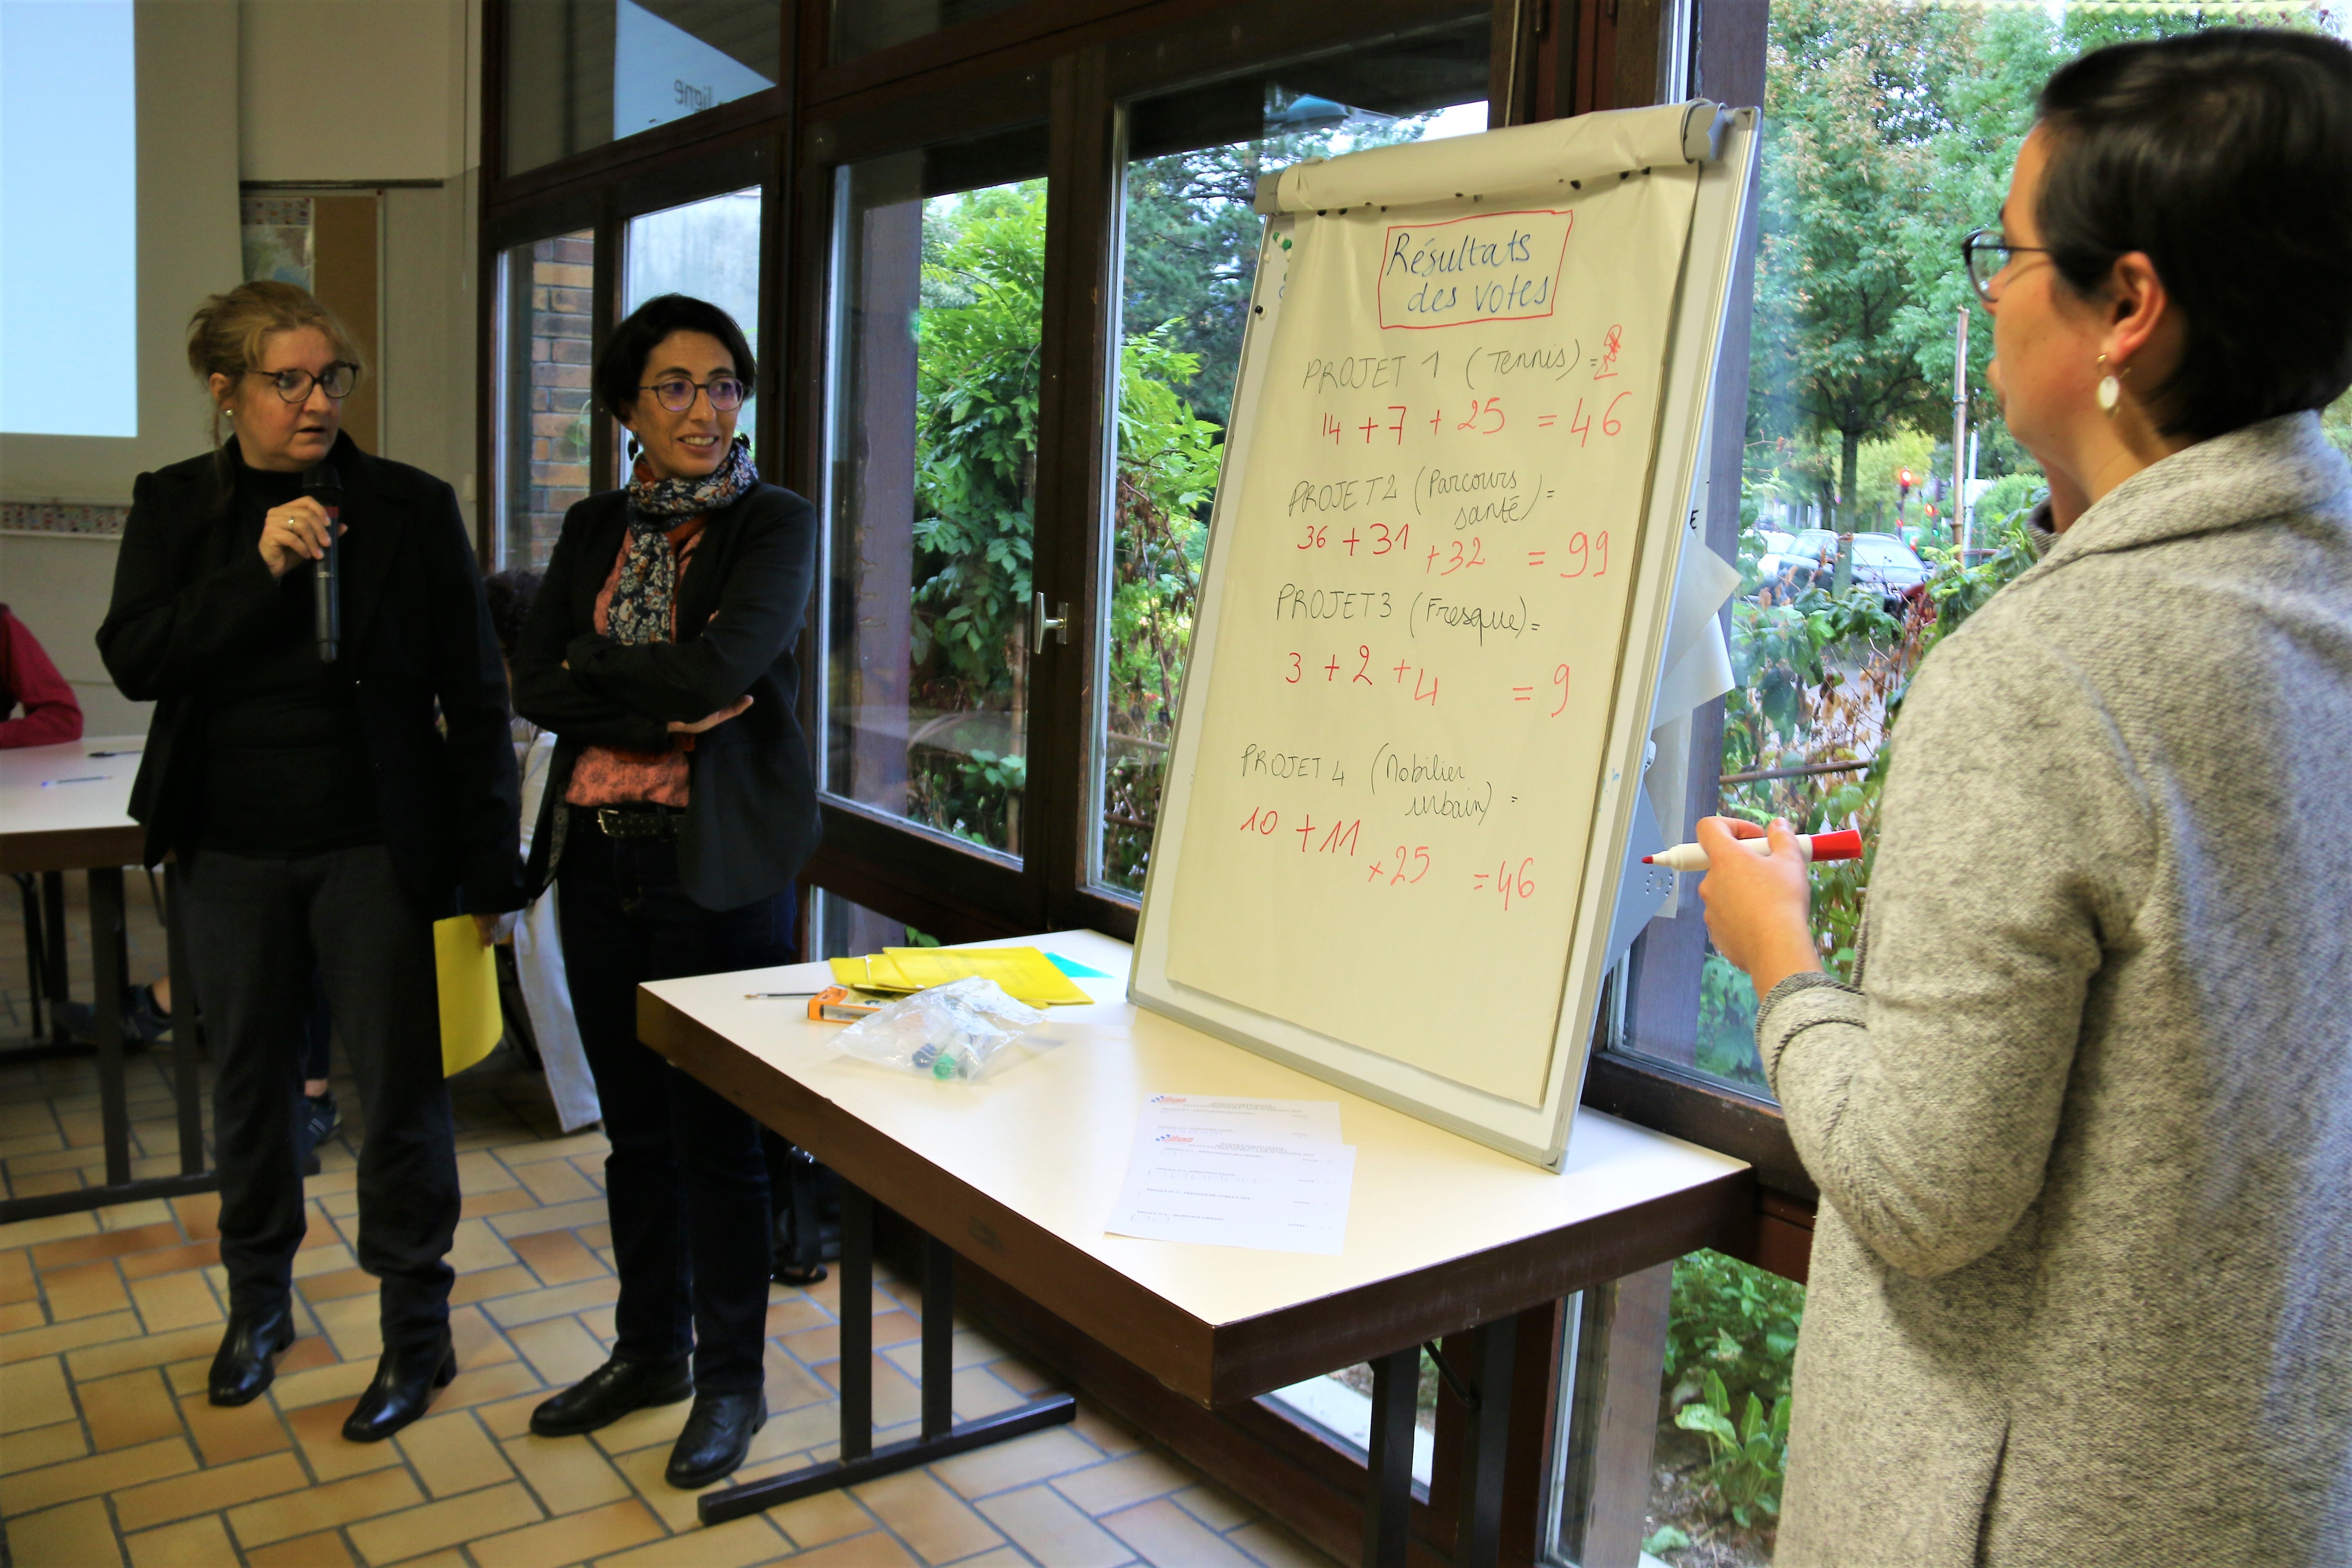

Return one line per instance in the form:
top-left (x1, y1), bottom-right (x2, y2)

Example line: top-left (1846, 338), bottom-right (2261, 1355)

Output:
top-left (1698, 31), bottom-right (2352, 1568)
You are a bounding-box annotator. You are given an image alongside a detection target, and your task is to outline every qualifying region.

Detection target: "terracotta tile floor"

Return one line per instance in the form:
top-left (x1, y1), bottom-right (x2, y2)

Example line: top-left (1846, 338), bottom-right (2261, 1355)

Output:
top-left (0, 881), bottom-right (1341, 1567)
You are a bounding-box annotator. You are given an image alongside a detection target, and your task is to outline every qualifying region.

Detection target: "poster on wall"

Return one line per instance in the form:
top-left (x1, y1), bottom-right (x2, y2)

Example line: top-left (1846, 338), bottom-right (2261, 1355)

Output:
top-left (240, 196), bottom-right (312, 291)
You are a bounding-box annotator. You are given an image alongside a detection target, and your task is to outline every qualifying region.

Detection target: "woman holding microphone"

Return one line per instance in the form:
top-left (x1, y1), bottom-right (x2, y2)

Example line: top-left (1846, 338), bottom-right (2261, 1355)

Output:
top-left (1697, 30), bottom-right (2352, 1566)
top-left (509, 294), bottom-right (819, 1489)
top-left (99, 281), bottom-right (523, 1440)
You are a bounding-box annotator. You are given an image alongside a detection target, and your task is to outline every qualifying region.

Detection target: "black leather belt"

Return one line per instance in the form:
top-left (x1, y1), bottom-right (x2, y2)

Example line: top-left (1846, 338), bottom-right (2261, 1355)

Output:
top-left (585, 804), bottom-right (683, 839)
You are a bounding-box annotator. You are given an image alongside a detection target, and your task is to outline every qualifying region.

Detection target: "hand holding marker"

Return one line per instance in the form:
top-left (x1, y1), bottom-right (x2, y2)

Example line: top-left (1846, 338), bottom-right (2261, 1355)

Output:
top-left (1644, 827), bottom-right (1862, 873)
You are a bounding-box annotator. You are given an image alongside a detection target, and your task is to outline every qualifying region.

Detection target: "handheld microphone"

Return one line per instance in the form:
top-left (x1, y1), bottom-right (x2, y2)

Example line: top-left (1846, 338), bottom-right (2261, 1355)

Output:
top-left (303, 463), bottom-right (342, 662)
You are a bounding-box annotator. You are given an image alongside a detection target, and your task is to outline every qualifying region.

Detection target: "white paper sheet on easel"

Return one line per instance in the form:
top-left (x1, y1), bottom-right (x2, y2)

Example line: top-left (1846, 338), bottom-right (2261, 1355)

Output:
top-left (1106, 1130), bottom-right (1357, 1255)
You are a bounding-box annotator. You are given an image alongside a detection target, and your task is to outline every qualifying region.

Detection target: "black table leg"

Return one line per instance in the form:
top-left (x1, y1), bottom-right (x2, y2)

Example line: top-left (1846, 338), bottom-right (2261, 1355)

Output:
top-left (0, 866), bottom-right (218, 1223)
top-left (14, 874), bottom-right (46, 1040)
top-left (698, 1179), bottom-right (1075, 1525)
top-left (839, 1183), bottom-right (874, 1461)
top-left (1455, 1317), bottom-right (1516, 1568)
top-left (922, 1235), bottom-right (954, 1439)
top-left (90, 868), bottom-right (131, 1188)
top-left (1364, 1345), bottom-right (1418, 1568)
top-left (42, 870), bottom-right (68, 1047)
top-left (164, 864), bottom-right (205, 1175)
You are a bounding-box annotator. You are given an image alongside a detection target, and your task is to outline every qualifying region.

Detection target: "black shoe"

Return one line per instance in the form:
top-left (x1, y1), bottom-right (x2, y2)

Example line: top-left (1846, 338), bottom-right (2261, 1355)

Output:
top-left (207, 1303), bottom-right (295, 1406)
top-left (59, 984), bottom-right (170, 1051)
top-left (299, 1090), bottom-right (340, 1178)
top-left (665, 1392), bottom-right (766, 1488)
top-left (529, 1354), bottom-right (693, 1438)
top-left (128, 983), bottom-right (172, 1041)
top-left (341, 1332), bottom-right (456, 1442)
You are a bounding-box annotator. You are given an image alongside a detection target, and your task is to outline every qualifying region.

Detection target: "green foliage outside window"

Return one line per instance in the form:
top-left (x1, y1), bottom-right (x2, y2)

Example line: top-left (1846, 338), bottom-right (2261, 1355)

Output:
top-left (1098, 111), bottom-right (1452, 891)
top-left (1647, 1250), bottom-right (1807, 1557)
top-left (1743, 0), bottom-right (2321, 529)
top-left (899, 184), bottom-right (1225, 850)
top-left (1695, 505), bottom-right (2043, 1087)
top-left (1696, 0), bottom-right (2338, 1103)
top-left (901, 186), bottom-right (1045, 846)
top-left (1100, 324), bottom-right (1225, 888)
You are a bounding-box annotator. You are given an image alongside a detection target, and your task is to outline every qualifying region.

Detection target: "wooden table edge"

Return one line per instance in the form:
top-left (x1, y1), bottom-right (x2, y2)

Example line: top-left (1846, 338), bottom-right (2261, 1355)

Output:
top-left (0, 825), bottom-right (145, 876)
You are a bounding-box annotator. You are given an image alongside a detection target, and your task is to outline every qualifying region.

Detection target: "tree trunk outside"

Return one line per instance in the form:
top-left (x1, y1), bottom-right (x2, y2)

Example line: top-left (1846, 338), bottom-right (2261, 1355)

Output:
top-left (1834, 424), bottom-right (1861, 590)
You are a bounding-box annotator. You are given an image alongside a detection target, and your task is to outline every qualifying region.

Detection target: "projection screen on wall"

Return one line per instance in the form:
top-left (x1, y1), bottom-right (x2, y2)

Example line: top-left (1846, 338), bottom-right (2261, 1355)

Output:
top-left (0, 0), bottom-right (138, 438)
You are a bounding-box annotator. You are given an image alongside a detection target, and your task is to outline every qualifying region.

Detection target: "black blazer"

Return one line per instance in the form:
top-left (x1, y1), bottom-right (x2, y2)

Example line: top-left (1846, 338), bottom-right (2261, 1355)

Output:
top-left (511, 481), bottom-right (821, 911)
top-left (97, 436), bottom-right (525, 916)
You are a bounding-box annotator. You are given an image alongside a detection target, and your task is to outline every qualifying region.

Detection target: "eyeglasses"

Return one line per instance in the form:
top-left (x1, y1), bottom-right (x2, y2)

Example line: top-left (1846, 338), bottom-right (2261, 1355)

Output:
top-left (251, 363), bottom-right (359, 401)
top-left (1960, 227), bottom-right (2049, 305)
top-left (640, 376), bottom-right (747, 413)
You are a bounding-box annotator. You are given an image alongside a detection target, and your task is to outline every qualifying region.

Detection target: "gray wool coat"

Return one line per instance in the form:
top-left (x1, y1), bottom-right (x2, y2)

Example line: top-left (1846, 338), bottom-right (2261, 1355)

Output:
top-left (1756, 412), bottom-right (2352, 1568)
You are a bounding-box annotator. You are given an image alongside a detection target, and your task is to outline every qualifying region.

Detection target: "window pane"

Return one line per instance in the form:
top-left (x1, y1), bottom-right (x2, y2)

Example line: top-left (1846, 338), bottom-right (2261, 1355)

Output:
top-left (1091, 19), bottom-right (1491, 897)
top-left (1608, 0), bottom-right (2323, 1099)
top-left (622, 186), bottom-right (764, 465)
top-left (809, 889), bottom-right (910, 961)
top-left (1643, 1250), bottom-right (1804, 1563)
top-left (822, 129), bottom-right (1051, 862)
top-left (830, 0), bottom-right (1027, 65)
top-left (498, 230), bottom-right (597, 570)
top-left (1263, 1352), bottom-right (1439, 1494)
top-left (504, 0), bottom-right (778, 176)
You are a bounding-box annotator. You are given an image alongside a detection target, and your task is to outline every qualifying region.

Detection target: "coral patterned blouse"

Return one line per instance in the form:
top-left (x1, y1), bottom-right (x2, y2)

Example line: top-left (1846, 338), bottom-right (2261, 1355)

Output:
top-left (563, 516), bottom-right (707, 808)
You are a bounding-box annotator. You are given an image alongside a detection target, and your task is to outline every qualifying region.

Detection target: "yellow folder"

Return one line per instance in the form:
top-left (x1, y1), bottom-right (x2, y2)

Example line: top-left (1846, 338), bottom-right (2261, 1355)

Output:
top-left (825, 946), bottom-right (1092, 1006)
top-left (435, 916), bottom-right (503, 1077)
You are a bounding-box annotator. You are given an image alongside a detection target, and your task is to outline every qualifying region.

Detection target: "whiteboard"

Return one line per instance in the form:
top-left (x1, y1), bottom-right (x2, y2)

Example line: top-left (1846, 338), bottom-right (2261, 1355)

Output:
top-left (1131, 104), bottom-right (1759, 1169)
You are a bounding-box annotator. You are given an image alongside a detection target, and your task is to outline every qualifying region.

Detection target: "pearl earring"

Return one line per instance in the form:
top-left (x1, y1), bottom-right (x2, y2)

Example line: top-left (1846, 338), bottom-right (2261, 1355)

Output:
top-left (2097, 354), bottom-right (2122, 414)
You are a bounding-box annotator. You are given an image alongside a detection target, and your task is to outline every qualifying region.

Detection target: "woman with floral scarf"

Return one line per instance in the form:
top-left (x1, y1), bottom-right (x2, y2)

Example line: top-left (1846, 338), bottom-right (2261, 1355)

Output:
top-left (508, 294), bottom-right (820, 1489)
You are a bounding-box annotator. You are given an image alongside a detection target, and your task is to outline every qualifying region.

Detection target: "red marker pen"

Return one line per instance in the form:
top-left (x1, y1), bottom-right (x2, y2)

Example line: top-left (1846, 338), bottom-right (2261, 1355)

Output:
top-left (1643, 829), bottom-right (1863, 873)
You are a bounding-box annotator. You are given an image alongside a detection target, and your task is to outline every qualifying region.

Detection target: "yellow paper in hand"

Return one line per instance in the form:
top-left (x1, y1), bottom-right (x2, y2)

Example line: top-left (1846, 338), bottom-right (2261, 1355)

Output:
top-left (435, 916), bottom-right (502, 1077)
top-left (882, 946), bottom-right (1093, 1006)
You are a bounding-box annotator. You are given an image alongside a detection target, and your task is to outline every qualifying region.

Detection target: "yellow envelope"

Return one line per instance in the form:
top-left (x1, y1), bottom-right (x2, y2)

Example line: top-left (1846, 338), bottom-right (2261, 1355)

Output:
top-left (435, 916), bottom-right (503, 1077)
top-left (881, 946), bottom-right (1093, 1006)
top-left (828, 953), bottom-right (920, 992)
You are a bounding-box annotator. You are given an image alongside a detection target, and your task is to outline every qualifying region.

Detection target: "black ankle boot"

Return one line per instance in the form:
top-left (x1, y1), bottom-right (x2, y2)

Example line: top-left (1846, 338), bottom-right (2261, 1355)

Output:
top-left (208, 1302), bottom-right (295, 1407)
top-left (530, 1354), bottom-right (694, 1438)
top-left (342, 1332), bottom-right (455, 1442)
top-left (665, 1391), bottom-right (766, 1488)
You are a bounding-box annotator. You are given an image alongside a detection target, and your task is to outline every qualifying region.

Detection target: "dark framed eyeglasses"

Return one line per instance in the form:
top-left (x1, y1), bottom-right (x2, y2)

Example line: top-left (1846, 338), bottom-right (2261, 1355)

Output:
top-left (252, 362), bottom-right (359, 401)
top-left (640, 376), bottom-right (747, 413)
top-left (1960, 227), bottom-right (2049, 305)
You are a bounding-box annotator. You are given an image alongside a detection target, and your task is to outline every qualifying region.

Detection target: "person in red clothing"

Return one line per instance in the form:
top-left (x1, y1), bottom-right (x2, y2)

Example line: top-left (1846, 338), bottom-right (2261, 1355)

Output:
top-left (0, 605), bottom-right (83, 748)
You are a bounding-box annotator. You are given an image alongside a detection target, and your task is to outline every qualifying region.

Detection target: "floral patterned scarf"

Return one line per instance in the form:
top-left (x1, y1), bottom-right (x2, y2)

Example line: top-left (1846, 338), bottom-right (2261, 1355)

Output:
top-left (606, 436), bottom-right (757, 646)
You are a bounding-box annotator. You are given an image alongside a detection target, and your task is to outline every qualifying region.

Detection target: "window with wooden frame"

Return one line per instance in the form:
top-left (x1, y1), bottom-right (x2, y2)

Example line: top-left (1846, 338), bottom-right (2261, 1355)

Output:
top-left (480, 0), bottom-right (1804, 1250)
top-left (482, 138), bottom-right (783, 571)
top-left (478, 0), bottom-right (1812, 1561)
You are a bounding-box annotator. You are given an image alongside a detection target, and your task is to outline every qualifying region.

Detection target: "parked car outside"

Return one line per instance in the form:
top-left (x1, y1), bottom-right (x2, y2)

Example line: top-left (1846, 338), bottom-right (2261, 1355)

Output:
top-left (1753, 530), bottom-right (1927, 612)
top-left (1849, 531), bottom-right (1929, 607)
top-left (1755, 528), bottom-right (1838, 595)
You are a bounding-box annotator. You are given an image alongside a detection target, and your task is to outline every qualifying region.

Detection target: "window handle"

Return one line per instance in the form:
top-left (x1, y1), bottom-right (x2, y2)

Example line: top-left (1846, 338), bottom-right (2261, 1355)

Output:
top-left (1032, 592), bottom-right (1068, 655)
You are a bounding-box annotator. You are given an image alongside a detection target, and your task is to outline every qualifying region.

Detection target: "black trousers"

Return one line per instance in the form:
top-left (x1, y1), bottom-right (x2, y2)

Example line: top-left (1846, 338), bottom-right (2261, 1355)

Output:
top-left (181, 845), bottom-right (458, 1344)
top-left (557, 823), bottom-right (789, 1395)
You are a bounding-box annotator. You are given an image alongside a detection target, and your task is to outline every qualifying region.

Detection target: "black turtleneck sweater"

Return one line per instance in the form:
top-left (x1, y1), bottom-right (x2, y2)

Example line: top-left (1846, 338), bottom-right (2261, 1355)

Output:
top-left (196, 462), bottom-right (383, 855)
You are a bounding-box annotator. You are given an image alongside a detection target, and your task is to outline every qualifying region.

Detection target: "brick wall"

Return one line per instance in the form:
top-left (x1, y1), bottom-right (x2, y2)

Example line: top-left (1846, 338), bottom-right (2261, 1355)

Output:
top-left (513, 232), bottom-right (596, 567)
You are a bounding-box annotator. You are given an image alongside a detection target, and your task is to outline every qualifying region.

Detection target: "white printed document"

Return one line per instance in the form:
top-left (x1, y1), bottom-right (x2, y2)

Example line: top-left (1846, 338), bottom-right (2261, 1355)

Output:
top-left (1107, 1096), bottom-right (1356, 1255)
top-left (1139, 1094), bottom-right (1343, 1143)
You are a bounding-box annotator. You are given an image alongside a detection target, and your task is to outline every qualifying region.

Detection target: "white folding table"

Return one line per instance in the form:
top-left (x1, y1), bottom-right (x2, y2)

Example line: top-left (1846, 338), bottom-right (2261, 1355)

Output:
top-left (0, 736), bottom-right (210, 1220)
top-left (639, 929), bottom-right (1748, 1567)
